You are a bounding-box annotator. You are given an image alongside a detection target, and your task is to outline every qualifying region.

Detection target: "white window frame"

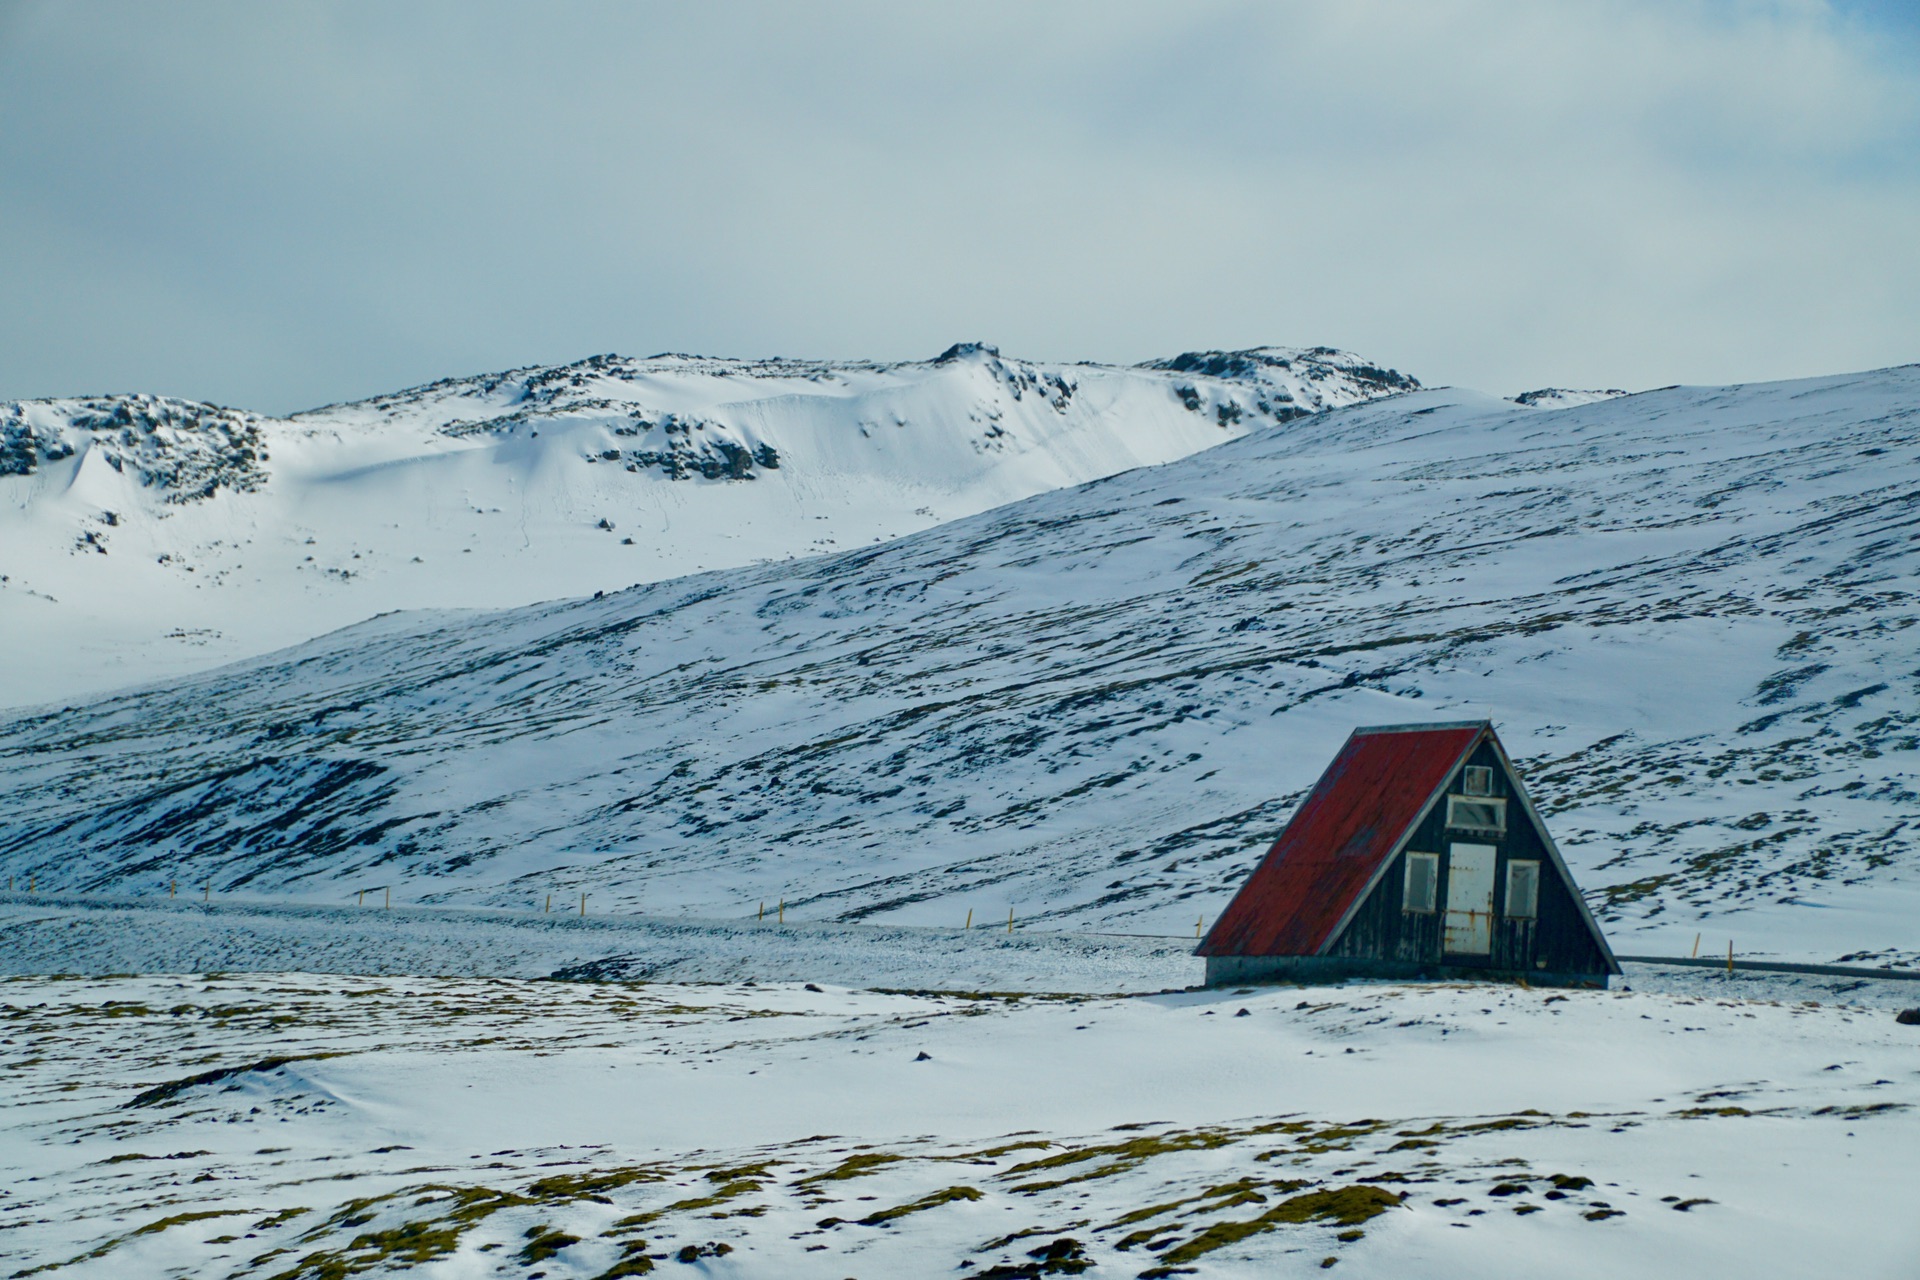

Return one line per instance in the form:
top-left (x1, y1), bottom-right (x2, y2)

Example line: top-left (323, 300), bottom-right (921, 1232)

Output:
top-left (1446, 794), bottom-right (1507, 834)
top-left (1403, 851), bottom-right (1439, 914)
top-left (1463, 765), bottom-right (1495, 797)
top-left (1505, 859), bottom-right (1540, 920)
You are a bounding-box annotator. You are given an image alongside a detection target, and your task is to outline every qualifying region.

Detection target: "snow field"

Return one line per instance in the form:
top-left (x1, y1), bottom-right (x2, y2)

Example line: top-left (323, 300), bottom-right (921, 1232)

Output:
top-left (3, 971), bottom-right (1914, 1279)
top-left (3, 893), bottom-right (1918, 1012)
top-left (0, 893), bottom-right (1201, 991)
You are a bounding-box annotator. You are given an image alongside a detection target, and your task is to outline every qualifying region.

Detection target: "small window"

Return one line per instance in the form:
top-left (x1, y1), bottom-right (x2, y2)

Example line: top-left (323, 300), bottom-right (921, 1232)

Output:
top-left (1505, 860), bottom-right (1540, 919)
top-left (1463, 766), bottom-right (1494, 796)
top-left (1403, 852), bottom-right (1439, 914)
top-left (1446, 795), bottom-right (1507, 834)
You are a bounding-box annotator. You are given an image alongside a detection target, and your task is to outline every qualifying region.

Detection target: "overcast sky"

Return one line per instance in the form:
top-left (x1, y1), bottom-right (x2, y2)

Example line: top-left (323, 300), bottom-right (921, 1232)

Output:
top-left (2, 1), bottom-right (1917, 413)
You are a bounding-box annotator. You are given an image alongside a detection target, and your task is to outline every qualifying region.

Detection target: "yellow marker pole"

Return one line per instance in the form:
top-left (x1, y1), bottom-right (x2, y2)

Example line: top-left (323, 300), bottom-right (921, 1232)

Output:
top-left (965, 908), bottom-right (972, 930)
top-left (1196, 915), bottom-right (1204, 939)
top-left (1007, 907), bottom-right (1014, 935)
top-left (580, 892), bottom-right (586, 917)
top-left (545, 893), bottom-right (551, 913)
top-left (759, 901), bottom-right (765, 921)
top-left (385, 887), bottom-right (390, 910)
top-left (1691, 932), bottom-right (1701, 958)
top-left (29, 875), bottom-right (35, 892)
top-left (203, 883), bottom-right (209, 903)
top-left (778, 898), bottom-right (785, 925)
top-left (170, 880), bottom-right (176, 898)
top-left (358, 889), bottom-right (364, 906)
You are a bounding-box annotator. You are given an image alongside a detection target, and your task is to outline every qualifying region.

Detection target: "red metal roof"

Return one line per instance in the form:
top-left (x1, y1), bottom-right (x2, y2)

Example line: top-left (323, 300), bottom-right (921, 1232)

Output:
top-left (1198, 722), bottom-right (1487, 957)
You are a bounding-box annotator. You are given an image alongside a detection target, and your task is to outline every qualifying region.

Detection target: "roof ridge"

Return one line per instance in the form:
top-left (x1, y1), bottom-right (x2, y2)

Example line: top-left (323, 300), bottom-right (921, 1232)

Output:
top-left (1352, 719), bottom-right (1491, 735)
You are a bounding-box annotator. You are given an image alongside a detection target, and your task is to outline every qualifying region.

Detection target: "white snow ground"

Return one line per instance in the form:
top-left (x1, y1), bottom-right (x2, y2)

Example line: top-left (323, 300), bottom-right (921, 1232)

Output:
top-left (0, 345), bottom-right (1411, 707)
top-left (4, 363), bottom-right (1918, 964)
top-left (4, 965), bottom-right (1915, 1280)
top-left (0, 893), bottom-right (1199, 991)
top-left (4, 893), bottom-right (1918, 1008)
top-left (1509, 388), bottom-right (1630, 410)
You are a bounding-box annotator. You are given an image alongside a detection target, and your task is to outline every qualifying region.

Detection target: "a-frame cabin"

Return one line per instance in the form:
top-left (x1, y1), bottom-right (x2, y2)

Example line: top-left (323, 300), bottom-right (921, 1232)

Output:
top-left (1198, 721), bottom-right (1619, 988)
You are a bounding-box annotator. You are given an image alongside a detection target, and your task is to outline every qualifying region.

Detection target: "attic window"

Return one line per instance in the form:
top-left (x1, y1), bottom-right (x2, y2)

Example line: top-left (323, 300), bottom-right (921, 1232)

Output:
top-left (1505, 859), bottom-right (1540, 919)
top-left (1403, 852), bottom-right (1439, 914)
top-left (1463, 766), bottom-right (1494, 796)
top-left (1446, 795), bottom-right (1507, 834)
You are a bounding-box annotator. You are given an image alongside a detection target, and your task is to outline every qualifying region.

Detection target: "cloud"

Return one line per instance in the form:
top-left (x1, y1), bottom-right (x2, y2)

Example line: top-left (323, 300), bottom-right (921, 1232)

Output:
top-left (0, 0), bottom-right (1916, 411)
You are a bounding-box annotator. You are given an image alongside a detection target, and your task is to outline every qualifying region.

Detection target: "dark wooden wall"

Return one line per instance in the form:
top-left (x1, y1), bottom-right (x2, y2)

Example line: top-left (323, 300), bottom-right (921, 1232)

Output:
top-left (1323, 739), bottom-right (1611, 977)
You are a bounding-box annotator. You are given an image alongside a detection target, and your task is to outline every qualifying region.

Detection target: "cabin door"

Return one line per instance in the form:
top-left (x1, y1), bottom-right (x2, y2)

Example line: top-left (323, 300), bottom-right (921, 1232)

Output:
top-left (1443, 842), bottom-right (1496, 956)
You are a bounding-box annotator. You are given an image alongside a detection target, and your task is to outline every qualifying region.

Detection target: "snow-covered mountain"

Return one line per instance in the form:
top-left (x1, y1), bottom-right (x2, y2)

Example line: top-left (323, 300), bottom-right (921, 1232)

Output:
top-left (0, 344), bottom-right (1414, 706)
top-left (2, 363), bottom-right (1917, 965)
top-left (1511, 387), bottom-right (1630, 409)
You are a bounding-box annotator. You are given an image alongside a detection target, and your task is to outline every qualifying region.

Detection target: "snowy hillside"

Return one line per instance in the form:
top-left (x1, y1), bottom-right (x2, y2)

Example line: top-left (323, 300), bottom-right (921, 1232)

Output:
top-left (1, 364), bottom-right (1918, 963)
top-left (0, 344), bottom-right (1413, 706)
top-left (1510, 388), bottom-right (1631, 410)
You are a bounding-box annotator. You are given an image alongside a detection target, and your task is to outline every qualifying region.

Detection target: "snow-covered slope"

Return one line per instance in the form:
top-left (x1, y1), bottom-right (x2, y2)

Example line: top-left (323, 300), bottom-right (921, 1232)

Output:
top-left (2, 364), bottom-right (1918, 963)
top-left (0, 345), bottom-right (1413, 706)
top-left (1511, 387), bottom-right (1631, 410)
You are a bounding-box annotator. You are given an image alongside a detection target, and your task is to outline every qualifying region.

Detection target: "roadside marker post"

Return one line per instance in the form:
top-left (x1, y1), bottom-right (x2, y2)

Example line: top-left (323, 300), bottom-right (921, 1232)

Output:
top-left (1727, 941), bottom-right (1734, 975)
top-left (545, 894), bottom-right (551, 913)
top-left (1196, 915), bottom-right (1204, 938)
top-left (778, 898), bottom-right (785, 925)
top-left (1692, 933), bottom-right (1701, 958)
top-left (759, 901), bottom-right (765, 921)
top-left (1007, 907), bottom-right (1014, 935)
top-left (580, 892), bottom-right (586, 918)
top-left (385, 887), bottom-right (390, 910)
top-left (965, 908), bottom-right (972, 930)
